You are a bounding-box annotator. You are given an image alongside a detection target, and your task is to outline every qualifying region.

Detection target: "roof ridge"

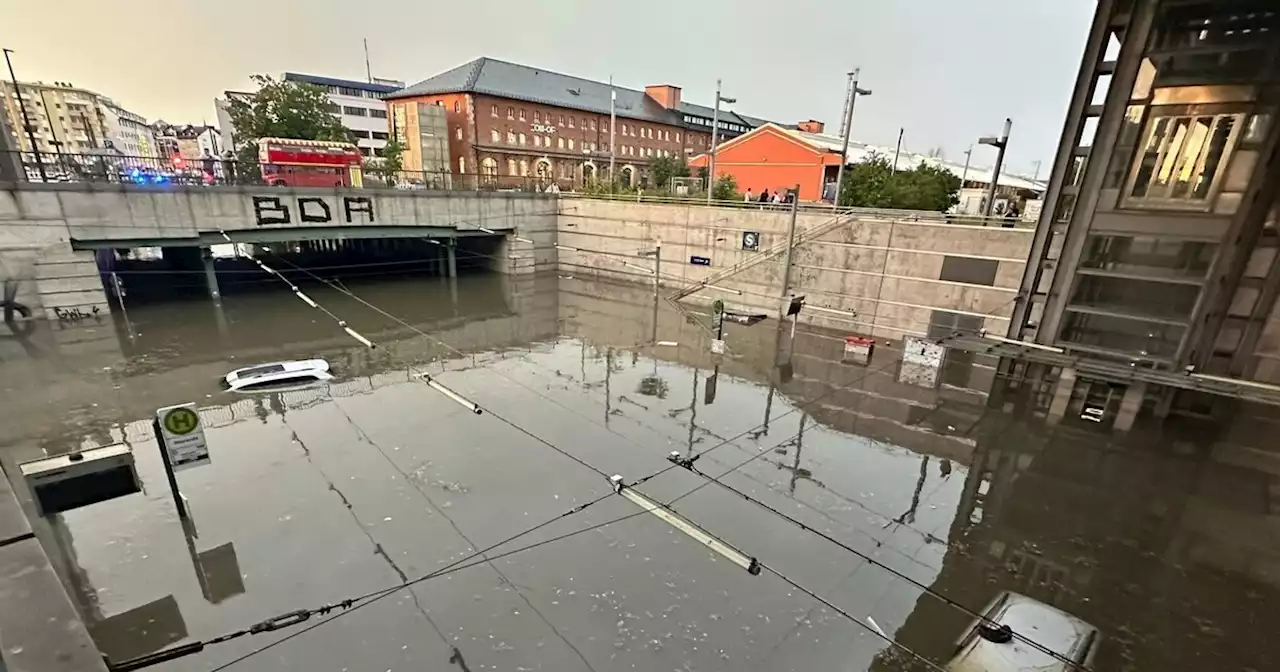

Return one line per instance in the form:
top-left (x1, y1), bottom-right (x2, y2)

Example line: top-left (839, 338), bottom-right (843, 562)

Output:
top-left (465, 57), bottom-right (487, 89)
top-left (478, 56), bottom-right (649, 96)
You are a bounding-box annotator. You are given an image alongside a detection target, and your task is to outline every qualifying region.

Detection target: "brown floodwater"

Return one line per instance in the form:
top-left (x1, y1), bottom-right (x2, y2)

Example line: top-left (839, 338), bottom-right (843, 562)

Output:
top-left (1, 272), bottom-right (1276, 671)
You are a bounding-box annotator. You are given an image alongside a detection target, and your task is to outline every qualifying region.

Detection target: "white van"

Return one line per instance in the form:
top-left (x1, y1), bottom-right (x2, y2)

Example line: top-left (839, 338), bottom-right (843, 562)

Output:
top-left (946, 591), bottom-right (1099, 671)
top-left (223, 359), bottom-right (332, 393)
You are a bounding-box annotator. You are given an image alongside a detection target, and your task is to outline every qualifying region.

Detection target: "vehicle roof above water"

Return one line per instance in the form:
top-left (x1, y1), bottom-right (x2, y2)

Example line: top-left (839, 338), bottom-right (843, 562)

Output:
top-left (947, 591), bottom-right (1098, 672)
top-left (226, 359), bottom-right (330, 381)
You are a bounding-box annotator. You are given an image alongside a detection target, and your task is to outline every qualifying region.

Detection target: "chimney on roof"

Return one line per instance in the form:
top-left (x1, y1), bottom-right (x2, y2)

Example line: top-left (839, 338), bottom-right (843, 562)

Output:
top-left (797, 120), bottom-right (825, 134)
top-left (645, 85), bottom-right (682, 110)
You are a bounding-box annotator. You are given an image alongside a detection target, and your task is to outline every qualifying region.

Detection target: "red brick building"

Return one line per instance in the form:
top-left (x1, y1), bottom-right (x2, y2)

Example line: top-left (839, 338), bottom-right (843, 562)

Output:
top-left (385, 57), bottom-right (773, 188)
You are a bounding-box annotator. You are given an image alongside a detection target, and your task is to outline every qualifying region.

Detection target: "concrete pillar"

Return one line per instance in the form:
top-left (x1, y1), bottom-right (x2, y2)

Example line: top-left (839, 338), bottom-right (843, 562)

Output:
top-left (1047, 367), bottom-right (1076, 423)
top-left (1113, 382), bottom-right (1147, 432)
top-left (446, 240), bottom-right (458, 279)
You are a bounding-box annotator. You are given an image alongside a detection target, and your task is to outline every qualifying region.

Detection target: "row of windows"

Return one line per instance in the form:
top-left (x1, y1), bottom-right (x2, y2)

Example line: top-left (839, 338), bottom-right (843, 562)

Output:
top-left (327, 85), bottom-right (383, 100)
top-left (485, 103), bottom-right (687, 143)
top-left (349, 131), bottom-right (390, 140)
top-left (682, 114), bottom-right (746, 134)
top-left (487, 129), bottom-right (617, 153)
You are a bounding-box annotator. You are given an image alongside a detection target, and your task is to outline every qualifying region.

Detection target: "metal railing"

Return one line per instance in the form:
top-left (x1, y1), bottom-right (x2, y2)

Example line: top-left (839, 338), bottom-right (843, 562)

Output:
top-left (1, 151), bottom-right (548, 192)
top-left (2, 150), bottom-right (1035, 228)
top-left (560, 191), bottom-right (1037, 228)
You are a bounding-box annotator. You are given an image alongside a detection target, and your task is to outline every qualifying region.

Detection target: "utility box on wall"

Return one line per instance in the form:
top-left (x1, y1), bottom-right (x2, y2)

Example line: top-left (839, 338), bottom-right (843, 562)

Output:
top-left (19, 444), bottom-right (141, 516)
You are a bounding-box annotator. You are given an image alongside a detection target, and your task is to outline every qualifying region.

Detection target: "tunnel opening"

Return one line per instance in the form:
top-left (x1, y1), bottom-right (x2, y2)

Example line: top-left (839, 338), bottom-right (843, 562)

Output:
top-left (94, 235), bottom-right (508, 307)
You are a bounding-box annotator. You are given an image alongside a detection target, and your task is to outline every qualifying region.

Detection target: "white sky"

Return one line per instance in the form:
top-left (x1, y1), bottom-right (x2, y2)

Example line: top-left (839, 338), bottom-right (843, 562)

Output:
top-left (2, 0), bottom-right (1096, 176)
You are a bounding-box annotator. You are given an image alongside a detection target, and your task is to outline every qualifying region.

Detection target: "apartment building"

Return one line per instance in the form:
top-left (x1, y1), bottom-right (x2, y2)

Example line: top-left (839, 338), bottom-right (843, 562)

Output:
top-left (0, 80), bottom-right (151, 156)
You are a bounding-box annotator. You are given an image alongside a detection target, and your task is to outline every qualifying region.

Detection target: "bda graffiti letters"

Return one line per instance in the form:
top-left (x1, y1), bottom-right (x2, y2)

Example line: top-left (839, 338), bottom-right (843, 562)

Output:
top-left (252, 196), bottom-right (375, 226)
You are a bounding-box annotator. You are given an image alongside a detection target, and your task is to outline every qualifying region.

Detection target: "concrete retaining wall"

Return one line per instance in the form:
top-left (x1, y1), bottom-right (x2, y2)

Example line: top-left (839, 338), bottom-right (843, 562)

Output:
top-left (556, 198), bottom-right (1032, 341)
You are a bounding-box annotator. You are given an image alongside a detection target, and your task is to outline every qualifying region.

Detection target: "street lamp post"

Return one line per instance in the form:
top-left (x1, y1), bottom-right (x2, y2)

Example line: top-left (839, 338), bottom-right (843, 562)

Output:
top-left (706, 79), bottom-right (736, 205)
top-left (2, 48), bottom-right (46, 181)
top-left (832, 69), bottom-right (871, 209)
top-left (979, 118), bottom-right (1012, 217)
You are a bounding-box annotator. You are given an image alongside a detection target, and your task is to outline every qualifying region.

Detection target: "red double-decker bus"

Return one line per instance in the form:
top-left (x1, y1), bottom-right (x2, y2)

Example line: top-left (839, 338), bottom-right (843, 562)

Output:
top-left (258, 138), bottom-right (364, 188)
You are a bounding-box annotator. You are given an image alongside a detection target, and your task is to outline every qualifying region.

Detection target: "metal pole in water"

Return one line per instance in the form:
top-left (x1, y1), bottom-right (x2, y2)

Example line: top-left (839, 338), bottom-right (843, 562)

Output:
top-left (778, 184), bottom-right (800, 317)
top-left (152, 419), bottom-right (190, 522)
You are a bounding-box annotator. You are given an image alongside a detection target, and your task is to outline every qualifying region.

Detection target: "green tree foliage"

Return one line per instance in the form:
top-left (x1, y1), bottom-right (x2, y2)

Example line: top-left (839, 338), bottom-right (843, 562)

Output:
top-left (711, 174), bottom-right (740, 201)
top-left (368, 137), bottom-right (405, 184)
top-left (649, 155), bottom-right (690, 190)
top-left (226, 75), bottom-right (353, 174)
top-left (838, 153), bottom-right (961, 211)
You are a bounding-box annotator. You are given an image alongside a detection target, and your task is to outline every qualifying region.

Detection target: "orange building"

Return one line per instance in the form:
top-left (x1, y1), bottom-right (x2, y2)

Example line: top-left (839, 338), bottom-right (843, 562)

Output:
top-left (689, 121), bottom-right (842, 202)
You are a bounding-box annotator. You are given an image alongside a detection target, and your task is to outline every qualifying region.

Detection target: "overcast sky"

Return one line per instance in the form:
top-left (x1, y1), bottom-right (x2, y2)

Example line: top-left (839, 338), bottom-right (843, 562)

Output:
top-left (4, 0), bottom-right (1094, 176)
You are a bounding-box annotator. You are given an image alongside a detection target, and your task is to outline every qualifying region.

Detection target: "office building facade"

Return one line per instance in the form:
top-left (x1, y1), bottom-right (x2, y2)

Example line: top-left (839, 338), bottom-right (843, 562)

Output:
top-left (385, 57), bottom-right (772, 187)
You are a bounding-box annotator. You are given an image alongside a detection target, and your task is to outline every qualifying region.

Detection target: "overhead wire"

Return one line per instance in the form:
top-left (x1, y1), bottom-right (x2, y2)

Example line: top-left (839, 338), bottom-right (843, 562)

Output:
top-left (196, 329), bottom-right (984, 672)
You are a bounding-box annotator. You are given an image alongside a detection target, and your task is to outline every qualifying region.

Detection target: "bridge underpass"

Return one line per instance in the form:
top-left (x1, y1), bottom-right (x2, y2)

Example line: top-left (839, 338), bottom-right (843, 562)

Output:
top-left (73, 230), bottom-right (510, 306)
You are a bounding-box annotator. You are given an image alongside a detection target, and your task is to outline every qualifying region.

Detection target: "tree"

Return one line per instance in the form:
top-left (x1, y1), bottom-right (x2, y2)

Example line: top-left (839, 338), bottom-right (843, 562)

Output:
top-left (649, 155), bottom-right (690, 191)
top-left (368, 137), bottom-right (405, 184)
top-left (838, 153), bottom-right (960, 212)
top-left (711, 174), bottom-right (740, 201)
top-left (226, 75), bottom-right (352, 178)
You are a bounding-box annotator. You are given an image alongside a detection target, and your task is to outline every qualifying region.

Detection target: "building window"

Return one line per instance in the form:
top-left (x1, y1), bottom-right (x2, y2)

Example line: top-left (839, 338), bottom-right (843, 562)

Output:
top-left (590, 119), bottom-right (597, 130)
top-left (339, 86), bottom-right (363, 97)
top-left (569, 116), bottom-right (575, 128)
top-left (1126, 113), bottom-right (1241, 207)
top-left (519, 160), bottom-right (528, 176)
top-left (602, 122), bottom-right (609, 133)
top-left (557, 137), bottom-right (564, 149)
top-left (534, 135), bottom-right (542, 147)
top-left (675, 132), bottom-right (680, 143)
top-left (456, 127), bottom-right (462, 140)
top-left (492, 129), bottom-right (501, 143)
top-left (459, 156), bottom-right (466, 173)
top-left (518, 133), bottom-right (526, 145)
top-left (568, 139), bottom-right (575, 150)
top-left (508, 159), bottom-right (517, 175)
top-left (621, 123), bottom-right (628, 136)
top-left (544, 135), bottom-right (552, 147)
top-left (371, 131), bottom-right (387, 140)
top-left (370, 108), bottom-right (387, 119)
top-left (507, 131), bottom-right (516, 144)
top-left (1080, 235), bottom-right (1216, 280)
top-left (534, 111), bottom-right (542, 123)
top-left (519, 108), bottom-right (526, 121)
top-left (454, 101), bottom-right (460, 113)
top-left (559, 115), bottom-right (565, 126)
top-left (481, 157), bottom-right (498, 181)
top-left (507, 106), bottom-right (514, 119)
top-left (343, 106), bottom-right (367, 116)
top-left (491, 104), bottom-right (499, 117)
top-left (325, 103), bottom-right (341, 114)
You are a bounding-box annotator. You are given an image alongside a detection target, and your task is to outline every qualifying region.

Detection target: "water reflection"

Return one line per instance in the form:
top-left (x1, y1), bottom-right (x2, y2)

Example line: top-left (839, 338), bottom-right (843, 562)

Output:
top-left (0, 274), bottom-right (1276, 670)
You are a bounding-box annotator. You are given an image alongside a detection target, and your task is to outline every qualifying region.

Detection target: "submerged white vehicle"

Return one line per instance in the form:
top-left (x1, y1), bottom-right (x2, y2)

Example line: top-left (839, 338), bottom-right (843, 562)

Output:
top-left (223, 359), bottom-right (333, 393)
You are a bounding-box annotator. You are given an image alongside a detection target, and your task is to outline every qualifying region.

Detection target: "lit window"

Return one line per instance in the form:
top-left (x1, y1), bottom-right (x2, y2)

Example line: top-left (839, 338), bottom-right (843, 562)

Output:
top-left (519, 109), bottom-right (526, 121)
top-left (459, 156), bottom-right (466, 173)
top-left (558, 137), bottom-right (564, 149)
top-left (534, 135), bottom-right (541, 147)
top-left (507, 131), bottom-right (516, 144)
top-left (491, 104), bottom-right (499, 117)
top-left (545, 136), bottom-right (552, 147)
top-left (455, 128), bottom-right (462, 140)
top-left (568, 139), bottom-right (575, 150)
top-left (508, 159), bottom-right (517, 175)
top-left (519, 133), bottom-right (526, 145)
top-left (675, 132), bottom-right (680, 143)
top-left (519, 160), bottom-right (528, 176)
top-left (1126, 113), bottom-right (1242, 207)
top-left (492, 129), bottom-right (501, 142)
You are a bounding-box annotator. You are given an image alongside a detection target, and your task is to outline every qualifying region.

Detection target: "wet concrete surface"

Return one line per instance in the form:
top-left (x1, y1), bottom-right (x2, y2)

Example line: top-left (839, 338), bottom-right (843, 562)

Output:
top-left (1, 273), bottom-right (1278, 671)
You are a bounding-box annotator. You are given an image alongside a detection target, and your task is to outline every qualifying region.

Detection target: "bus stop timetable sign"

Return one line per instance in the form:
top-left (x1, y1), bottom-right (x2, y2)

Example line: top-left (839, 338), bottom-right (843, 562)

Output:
top-left (156, 403), bottom-right (211, 471)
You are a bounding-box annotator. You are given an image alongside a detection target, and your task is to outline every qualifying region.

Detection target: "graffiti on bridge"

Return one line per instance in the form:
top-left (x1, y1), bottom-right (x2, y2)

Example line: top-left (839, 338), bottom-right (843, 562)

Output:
top-left (252, 196), bottom-right (375, 227)
top-left (52, 305), bottom-right (103, 324)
